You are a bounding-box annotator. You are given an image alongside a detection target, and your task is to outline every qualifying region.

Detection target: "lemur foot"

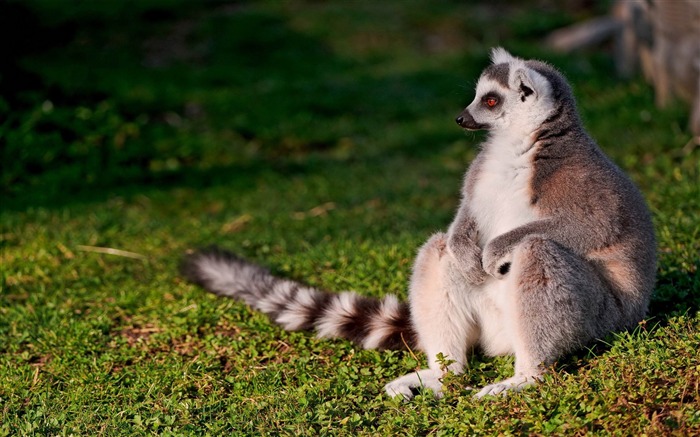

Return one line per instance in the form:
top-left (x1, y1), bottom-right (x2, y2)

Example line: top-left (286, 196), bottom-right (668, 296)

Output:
top-left (384, 369), bottom-right (445, 400)
top-left (473, 374), bottom-right (537, 398)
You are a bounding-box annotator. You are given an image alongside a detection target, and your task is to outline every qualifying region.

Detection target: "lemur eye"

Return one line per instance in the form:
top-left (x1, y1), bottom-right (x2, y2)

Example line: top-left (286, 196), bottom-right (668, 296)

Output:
top-left (485, 97), bottom-right (498, 107)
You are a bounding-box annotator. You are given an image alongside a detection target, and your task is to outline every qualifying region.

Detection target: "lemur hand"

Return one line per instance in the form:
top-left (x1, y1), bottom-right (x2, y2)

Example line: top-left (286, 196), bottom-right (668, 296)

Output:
top-left (447, 232), bottom-right (487, 285)
top-left (482, 238), bottom-right (513, 280)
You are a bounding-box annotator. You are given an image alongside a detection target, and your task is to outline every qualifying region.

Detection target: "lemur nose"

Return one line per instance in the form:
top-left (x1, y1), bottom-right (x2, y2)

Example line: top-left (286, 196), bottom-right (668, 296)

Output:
top-left (455, 116), bottom-right (464, 125)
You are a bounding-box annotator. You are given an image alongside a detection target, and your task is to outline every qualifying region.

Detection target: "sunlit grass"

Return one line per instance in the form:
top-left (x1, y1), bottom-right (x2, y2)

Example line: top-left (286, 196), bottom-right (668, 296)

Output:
top-left (1, 0), bottom-right (698, 434)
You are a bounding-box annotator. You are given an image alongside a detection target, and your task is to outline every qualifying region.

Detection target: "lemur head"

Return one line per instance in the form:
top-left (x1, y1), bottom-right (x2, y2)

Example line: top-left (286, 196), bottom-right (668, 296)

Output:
top-left (456, 48), bottom-right (573, 137)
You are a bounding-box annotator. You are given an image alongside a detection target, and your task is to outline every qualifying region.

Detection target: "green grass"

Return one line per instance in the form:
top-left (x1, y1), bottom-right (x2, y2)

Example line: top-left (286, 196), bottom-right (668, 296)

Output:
top-left (1, 0), bottom-right (699, 435)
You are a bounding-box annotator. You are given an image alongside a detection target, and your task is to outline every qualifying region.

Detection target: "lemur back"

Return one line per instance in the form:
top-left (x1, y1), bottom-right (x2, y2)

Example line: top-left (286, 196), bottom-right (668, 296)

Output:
top-left (181, 48), bottom-right (656, 400)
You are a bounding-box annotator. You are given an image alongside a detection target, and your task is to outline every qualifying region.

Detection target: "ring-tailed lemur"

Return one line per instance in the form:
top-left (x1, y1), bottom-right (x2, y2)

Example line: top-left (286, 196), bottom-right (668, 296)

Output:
top-left (181, 48), bottom-right (656, 399)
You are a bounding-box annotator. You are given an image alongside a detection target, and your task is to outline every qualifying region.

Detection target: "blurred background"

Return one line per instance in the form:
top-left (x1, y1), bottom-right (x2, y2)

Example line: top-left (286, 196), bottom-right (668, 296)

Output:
top-left (3, 0), bottom-right (696, 210)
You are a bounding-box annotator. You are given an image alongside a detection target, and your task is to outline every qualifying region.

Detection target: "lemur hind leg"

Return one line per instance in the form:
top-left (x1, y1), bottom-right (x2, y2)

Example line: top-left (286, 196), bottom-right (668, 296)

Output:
top-left (385, 232), bottom-right (480, 400)
top-left (475, 235), bottom-right (622, 398)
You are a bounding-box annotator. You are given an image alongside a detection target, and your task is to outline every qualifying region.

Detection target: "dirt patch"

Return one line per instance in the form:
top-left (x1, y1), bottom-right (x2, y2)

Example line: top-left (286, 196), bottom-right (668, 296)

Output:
top-left (119, 324), bottom-right (163, 346)
top-left (212, 320), bottom-right (242, 338)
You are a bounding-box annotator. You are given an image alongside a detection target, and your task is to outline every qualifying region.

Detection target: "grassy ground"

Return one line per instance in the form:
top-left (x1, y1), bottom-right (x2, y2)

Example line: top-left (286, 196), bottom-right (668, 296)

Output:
top-left (1, 0), bottom-right (698, 435)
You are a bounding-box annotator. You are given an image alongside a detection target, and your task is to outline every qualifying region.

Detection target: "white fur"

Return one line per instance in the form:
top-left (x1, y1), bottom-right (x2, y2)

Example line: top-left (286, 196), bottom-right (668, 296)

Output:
top-left (275, 287), bottom-right (317, 331)
top-left (470, 71), bottom-right (554, 138)
top-left (408, 234), bottom-right (479, 372)
top-left (197, 257), bottom-right (244, 295)
top-left (316, 292), bottom-right (359, 338)
top-left (474, 374), bottom-right (537, 398)
top-left (363, 295), bottom-right (401, 349)
top-left (469, 133), bottom-right (539, 247)
top-left (385, 368), bottom-right (445, 400)
top-left (386, 237), bottom-right (547, 398)
top-left (257, 281), bottom-right (297, 314)
top-left (490, 47), bottom-right (516, 65)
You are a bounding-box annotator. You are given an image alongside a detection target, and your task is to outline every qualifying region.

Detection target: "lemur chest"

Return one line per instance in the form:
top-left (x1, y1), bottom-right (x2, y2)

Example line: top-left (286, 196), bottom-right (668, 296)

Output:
top-left (469, 149), bottom-right (538, 246)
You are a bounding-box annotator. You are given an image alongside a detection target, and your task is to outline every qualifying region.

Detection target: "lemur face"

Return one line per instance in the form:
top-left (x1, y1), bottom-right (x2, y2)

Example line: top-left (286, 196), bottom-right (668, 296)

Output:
top-left (456, 49), bottom-right (555, 137)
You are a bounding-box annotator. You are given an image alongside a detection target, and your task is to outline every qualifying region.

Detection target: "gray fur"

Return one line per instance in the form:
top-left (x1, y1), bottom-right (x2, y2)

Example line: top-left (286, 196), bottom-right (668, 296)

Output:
top-left (482, 63), bottom-right (510, 88)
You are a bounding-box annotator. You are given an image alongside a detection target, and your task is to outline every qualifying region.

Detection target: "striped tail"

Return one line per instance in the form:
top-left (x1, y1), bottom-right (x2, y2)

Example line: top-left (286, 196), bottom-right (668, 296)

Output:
top-left (180, 247), bottom-right (417, 350)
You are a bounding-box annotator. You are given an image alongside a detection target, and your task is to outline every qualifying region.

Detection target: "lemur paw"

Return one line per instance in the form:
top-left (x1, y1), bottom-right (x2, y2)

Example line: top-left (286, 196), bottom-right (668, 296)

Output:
top-left (482, 247), bottom-right (512, 279)
top-left (473, 375), bottom-right (536, 399)
top-left (384, 369), bottom-right (445, 400)
top-left (446, 234), bottom-right (486, 284)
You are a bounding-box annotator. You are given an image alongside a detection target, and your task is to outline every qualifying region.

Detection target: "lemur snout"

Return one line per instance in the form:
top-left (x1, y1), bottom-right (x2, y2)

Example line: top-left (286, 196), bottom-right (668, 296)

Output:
top-left (456, 110), bottom-right (487, 130)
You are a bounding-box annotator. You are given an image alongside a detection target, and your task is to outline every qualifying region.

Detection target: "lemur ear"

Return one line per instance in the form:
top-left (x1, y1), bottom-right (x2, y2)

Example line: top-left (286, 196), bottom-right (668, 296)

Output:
top-left (490, 47), bottom-right (516, 64)
top-left (511, 68), bottom-right (549, 102)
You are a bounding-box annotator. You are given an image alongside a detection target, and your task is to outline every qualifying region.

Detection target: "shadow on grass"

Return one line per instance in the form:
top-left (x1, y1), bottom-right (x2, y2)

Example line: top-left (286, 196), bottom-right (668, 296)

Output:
top-left (0, 2), bottom-right (332, 204)
top-left (2, 1), bottom-right (485, 212)
top-left (649, 266), bottom-right (700, 319)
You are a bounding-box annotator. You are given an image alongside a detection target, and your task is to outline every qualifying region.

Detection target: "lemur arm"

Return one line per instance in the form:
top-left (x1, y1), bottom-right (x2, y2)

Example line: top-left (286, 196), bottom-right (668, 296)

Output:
top-left (446, 206), bottom-right (488, 285)
top-left (482, 216), bottom-right (604, 278)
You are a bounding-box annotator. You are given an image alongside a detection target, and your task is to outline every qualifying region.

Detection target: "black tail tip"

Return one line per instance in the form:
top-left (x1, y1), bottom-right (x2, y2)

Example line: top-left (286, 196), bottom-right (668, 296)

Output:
top-left (179, 248), bottom-right (207, 287)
